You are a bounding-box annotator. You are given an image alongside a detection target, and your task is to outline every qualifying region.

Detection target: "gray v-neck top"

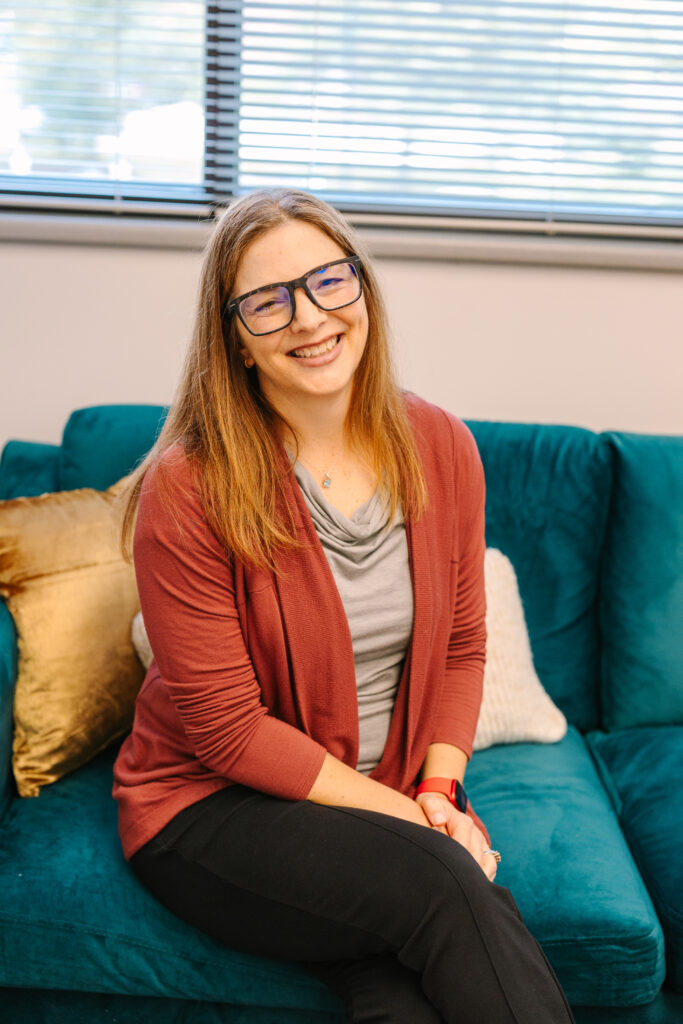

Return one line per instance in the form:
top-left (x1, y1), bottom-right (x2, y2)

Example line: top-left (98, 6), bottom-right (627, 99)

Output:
top-left (291, 460), bottom-right (414, 774)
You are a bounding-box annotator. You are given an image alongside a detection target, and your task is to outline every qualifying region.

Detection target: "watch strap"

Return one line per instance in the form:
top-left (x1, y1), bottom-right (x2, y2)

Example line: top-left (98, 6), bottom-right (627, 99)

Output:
top-left (416, 776), bottom-right (468, 813)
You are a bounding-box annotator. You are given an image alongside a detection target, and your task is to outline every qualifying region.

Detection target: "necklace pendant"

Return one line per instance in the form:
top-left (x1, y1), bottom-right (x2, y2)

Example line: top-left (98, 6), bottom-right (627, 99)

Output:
top-left (322, 473), bottom-right (332, 488)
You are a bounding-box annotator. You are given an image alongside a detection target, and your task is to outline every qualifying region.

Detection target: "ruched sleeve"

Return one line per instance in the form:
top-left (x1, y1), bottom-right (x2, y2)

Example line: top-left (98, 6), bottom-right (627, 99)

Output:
top-left (132, 445), bottom-right (328, 800)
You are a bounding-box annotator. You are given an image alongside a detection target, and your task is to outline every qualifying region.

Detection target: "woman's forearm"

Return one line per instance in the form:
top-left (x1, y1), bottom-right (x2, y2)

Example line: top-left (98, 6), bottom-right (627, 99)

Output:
top-left (306, 752), bottom-right (431, 827)
top-left (420, 742), bottom-right (469, 784)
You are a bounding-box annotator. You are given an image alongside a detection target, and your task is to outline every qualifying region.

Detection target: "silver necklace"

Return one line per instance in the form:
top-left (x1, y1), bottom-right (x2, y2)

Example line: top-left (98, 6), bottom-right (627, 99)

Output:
top-left (296, 451), bottom-right (341, 489)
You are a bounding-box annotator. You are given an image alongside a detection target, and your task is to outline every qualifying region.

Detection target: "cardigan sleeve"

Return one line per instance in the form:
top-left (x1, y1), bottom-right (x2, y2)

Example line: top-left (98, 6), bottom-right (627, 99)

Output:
top-left (429, 416), bottom-right (487, 760)
top-left (132, 445), bottom-right (328, 801)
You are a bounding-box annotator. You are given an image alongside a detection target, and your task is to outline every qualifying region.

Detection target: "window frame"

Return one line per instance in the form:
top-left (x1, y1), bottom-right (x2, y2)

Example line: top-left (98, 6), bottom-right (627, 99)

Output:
top-left (2, 0), bottom-right (682, 269)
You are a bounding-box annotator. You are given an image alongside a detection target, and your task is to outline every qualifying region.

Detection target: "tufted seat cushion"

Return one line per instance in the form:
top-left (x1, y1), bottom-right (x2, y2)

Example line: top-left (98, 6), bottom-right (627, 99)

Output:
top-left (466, 726), bottom-right (666, 1007)
top-left (0, 728), bottom-right (666, 1011)
top-left (0, 744), bottom-right (342, 1016)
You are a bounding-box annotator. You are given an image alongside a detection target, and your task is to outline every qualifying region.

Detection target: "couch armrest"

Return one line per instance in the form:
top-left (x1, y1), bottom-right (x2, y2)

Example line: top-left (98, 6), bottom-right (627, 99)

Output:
top-left (0, 601), bottom-right (17, 820)
top-left (0, 440), bottom-right (60, 499)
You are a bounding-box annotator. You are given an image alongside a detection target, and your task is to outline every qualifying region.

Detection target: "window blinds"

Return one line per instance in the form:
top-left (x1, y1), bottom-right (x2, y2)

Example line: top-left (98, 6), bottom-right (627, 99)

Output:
top-left (209, 0), bottom-right (683, 224)
top-left (2, 1), bottom-right (682, 226)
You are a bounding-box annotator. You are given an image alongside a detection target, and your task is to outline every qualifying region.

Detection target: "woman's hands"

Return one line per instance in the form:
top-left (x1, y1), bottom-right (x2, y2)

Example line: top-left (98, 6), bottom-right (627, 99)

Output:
top-left (306, 753), bottom-right (498, 881)
top-left (415, 792), bottom-right (498, 882)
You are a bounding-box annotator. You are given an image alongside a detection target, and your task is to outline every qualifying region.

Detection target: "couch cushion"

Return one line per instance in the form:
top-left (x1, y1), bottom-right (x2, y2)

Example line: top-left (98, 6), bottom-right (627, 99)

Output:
top-left (467, 422), bottom-right (612, 732)
top-left (599, 433), bottom-right (683, 730)
top-left (58, 405), bottom-right (168, 491)
top-left (586, 727), bottom-right (683, 993)
top-left (0, 745), bottom-right (340, 1014)
top-left (466, 726), bottom-right (665, 1007)
top-left (0, 734), bottom-right (666, 1012)
top-left (0, 441), bottom-right (60, 500)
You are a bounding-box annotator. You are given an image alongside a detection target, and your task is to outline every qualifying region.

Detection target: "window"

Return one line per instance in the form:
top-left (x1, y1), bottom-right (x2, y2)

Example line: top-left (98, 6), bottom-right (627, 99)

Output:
top-left (1, 1), bottom-right (208, 214)
top-left (2, 1), bottom-right (682, 228)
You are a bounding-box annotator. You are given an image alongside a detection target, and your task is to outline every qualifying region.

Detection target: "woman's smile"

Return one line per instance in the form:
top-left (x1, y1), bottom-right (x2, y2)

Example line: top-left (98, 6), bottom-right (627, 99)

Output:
top-left (287, 333), bottom-right (343, 363)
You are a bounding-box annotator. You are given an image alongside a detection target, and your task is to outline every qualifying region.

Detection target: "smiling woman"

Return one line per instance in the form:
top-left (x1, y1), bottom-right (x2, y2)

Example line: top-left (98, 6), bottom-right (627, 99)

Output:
top-left (111, 188), bottom-right (576, 1024)
top-left (229, 221), bottom-right (370, 415)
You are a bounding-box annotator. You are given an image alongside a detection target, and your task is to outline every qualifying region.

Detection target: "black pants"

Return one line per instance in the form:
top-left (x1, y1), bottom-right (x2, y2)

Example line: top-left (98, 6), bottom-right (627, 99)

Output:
top-left (130, 785), bottom-right (576, 1024)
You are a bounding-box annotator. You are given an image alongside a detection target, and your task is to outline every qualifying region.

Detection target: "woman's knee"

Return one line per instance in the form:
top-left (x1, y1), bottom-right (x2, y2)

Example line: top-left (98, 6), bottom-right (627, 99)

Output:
top-left (411, 828), bottom-right (493, 903)
top-left (341, 806), bottom-right (492, 910)
top-left (360, 825), bottom-right (496, 946)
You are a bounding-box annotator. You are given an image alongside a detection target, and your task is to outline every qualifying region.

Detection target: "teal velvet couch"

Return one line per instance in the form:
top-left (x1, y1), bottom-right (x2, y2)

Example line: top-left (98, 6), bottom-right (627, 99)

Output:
top-left (1, 404), bottom-right (682, 1024)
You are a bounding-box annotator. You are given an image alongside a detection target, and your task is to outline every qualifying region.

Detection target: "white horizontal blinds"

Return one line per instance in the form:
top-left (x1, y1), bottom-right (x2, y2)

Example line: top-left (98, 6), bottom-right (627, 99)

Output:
top-left (211, 0), bottom-right (683, 222)
top-left (3, 1), bottom-right (681, 223)
top-left (0, 1), bottom-right (206, 205)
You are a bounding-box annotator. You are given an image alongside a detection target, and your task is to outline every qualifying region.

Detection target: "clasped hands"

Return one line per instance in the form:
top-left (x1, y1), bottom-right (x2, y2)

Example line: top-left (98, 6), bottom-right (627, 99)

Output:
top-left (415, 792), bottom-right (498, 881)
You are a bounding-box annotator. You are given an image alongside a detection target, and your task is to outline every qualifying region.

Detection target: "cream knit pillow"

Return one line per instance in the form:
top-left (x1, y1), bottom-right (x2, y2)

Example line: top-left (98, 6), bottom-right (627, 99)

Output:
top-left (132, 609), bottom-right (153, 670)
top-left (132, 547), bottom-right (567, 750)
top-left (474, 548), bottom-right (567, 750)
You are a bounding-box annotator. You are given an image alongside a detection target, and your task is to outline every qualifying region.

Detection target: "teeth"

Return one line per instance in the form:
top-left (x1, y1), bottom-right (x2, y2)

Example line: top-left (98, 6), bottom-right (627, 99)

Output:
top-left (291, 335), bottom-right (340, 358)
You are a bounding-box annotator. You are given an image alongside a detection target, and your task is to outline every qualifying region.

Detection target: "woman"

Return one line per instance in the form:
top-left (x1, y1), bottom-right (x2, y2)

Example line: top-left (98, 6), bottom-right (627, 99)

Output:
top-left (113, 188), bottom-right (576, 1024)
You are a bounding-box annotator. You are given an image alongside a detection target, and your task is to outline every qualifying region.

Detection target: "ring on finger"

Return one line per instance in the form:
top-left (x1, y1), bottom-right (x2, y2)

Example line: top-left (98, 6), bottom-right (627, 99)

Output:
top-left (483, 848), bottom-right (502, 864)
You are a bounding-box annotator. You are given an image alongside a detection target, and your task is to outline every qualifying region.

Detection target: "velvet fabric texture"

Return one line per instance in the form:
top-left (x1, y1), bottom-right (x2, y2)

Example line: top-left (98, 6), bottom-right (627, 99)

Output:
top-left (586, 727), bottom-right (683, 993)
top-left (599, 433), bottom-right (683, 730)
top-left (0, 440), bottom-right (60, 500)
top-left (0, 479), bottom-right (143, 795)
top-left (467, 421), bottom-right (612, 733)
top-left (59, 404), bottom-right (168, 491)
top-left (0, 735), bottom-right (663, 1010)
top-left (466, 725), bottom-right (665, 1007)
top-left (0, 745), bottom-right (343, 1015)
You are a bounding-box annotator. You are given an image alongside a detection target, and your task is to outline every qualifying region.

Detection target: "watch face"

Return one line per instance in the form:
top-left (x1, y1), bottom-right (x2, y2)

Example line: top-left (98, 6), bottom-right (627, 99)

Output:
top-left (455, 780), bottom-right (467, 813)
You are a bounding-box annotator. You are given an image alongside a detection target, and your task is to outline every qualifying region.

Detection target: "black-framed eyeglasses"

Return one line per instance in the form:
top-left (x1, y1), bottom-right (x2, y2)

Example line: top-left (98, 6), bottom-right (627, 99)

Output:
top-left (223, 255), bottom-right (363, 337)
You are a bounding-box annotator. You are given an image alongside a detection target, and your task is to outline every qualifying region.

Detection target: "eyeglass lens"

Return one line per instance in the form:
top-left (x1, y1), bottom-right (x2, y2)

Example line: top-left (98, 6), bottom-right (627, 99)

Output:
top-left (239, 261), bottom-right (360, 335)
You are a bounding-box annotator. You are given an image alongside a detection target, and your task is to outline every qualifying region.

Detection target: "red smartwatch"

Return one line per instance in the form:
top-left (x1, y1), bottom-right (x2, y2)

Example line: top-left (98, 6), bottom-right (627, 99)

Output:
top-left (416, 776), bottom-right (468, 813)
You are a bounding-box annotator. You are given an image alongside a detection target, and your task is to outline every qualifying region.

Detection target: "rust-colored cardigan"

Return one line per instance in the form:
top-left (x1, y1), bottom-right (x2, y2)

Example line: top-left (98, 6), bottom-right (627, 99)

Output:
top-left (112, 394), bottom-right (488, 859)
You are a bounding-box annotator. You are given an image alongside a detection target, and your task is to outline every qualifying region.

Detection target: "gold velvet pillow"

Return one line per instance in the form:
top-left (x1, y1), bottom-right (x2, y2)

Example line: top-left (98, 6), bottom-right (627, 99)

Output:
top-left (0, 478), bottom-right (143, 796)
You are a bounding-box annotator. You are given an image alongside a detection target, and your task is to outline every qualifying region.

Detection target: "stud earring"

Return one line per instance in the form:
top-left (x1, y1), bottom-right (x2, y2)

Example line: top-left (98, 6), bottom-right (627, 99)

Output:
top-left (244, 357), bottom-right (255, 369)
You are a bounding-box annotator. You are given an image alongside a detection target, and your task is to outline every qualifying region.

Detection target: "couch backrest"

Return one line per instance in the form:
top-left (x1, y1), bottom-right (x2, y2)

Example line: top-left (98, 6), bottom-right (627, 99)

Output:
top-left (599, 432), bottom-right (683, 730)
top-left (58, 404), bottom-right (169, 491)
top-left (468, 421), bottom-right (613, 733)
top-left (1, 406), bottom-right (617, 736)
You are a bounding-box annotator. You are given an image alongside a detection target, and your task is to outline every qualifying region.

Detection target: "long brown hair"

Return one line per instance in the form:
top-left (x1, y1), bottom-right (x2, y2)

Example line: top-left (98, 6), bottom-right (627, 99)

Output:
top-left (119, 188), bottom-right (427, 571)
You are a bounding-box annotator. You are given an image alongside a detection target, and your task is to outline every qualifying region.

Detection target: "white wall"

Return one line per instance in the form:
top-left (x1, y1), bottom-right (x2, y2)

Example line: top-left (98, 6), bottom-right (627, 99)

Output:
top-left (1, 237), bottom-right (681, 451)
top-left (381, 258), bottom-right (682, 434)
